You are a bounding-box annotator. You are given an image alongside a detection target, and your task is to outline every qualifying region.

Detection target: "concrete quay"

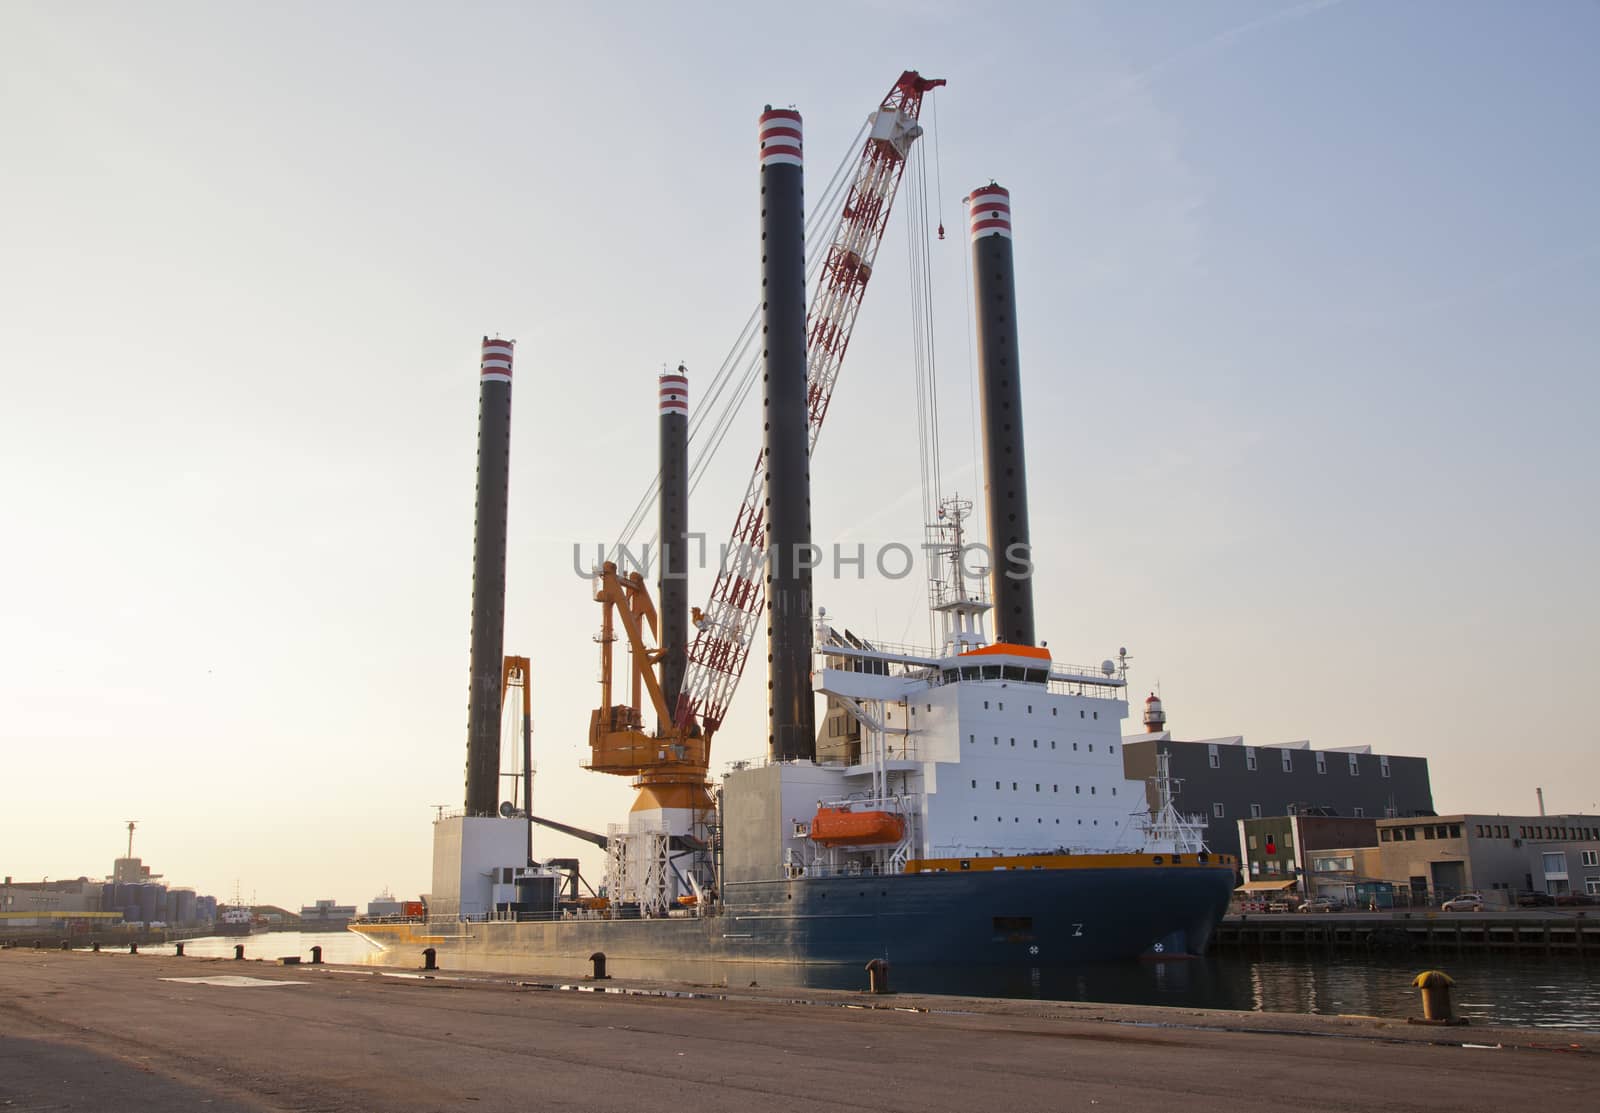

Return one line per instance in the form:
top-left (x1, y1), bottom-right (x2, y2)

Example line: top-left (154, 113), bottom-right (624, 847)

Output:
top-left (2, 950), bottom-right (1595, 1112)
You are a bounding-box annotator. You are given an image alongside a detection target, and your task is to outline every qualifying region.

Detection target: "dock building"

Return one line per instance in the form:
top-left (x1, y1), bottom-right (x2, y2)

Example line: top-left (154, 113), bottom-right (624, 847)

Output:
top-left (1120, 696), bottom-right (1434, 861)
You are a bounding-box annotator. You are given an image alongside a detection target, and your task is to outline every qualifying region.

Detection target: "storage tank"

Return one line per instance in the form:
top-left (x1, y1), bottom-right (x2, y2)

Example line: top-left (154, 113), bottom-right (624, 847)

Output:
top-left (174, 889), bottom-right (197, 925)
top-left (138, 883), bottom-right (163, 924)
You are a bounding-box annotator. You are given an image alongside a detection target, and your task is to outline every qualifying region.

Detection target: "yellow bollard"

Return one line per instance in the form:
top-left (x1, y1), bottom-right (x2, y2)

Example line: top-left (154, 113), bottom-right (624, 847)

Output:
top-left (1412, 969), bottom-right (1456, 1022)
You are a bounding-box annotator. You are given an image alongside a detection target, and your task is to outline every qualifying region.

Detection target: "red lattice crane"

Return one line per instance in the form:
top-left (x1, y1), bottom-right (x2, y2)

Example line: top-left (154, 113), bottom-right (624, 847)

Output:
top-left (676, 70), bottom-right (945, 737)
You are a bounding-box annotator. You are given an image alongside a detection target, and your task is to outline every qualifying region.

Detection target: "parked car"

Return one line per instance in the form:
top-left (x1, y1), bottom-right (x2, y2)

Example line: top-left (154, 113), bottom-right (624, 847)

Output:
top-left (1298, 897), bottom-right (1341, 913)
top-left (1515, 890), bottom-right (1556, 907)
top-left (1440, 894), bottom-right (1485, 912)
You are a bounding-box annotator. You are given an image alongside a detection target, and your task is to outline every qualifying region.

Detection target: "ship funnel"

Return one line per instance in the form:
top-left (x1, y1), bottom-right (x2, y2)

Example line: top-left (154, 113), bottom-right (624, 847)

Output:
top-left (659, 365), bottom-right (690, 731)
top-left (966, 183), bottom-right (1036, 647)
top-left (464, 336), bottom-right (514, 816)
top-left (759, 106), bottom-right (816, 762)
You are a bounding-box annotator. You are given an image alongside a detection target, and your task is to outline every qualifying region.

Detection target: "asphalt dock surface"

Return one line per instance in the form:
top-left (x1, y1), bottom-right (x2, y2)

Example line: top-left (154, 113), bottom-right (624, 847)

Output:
top-left (2, 950), bottom-right (1594, 1111)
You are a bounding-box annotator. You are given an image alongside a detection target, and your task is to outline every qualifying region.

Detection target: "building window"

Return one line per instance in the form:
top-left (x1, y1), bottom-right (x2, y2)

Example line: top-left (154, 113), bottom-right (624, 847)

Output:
top-left (1449, 825), bottom-right (1461, 839)
top-left (1543, 852), bottom-right (1568, 877)
top-left (1348, 754), bottom-right (1360, 776)
top-left (1404, 827), bottom-right (1415, 841)
top-left (1381, 829), bottom-right (1392, 842)
top-left (1315, 753), bottom-right (1326, 775)
top-left (1354, 807), bottom-right (1365, 818)
top-left (1245, 748), bottom-right (1257, 771)
top-left (1583, 851), bottom-right (1599, 868)
top-left (1475, 825), bottom-right (1484, 838)
top-left (1208, 746), bottom-right (1220, 769)
top-left (1247, 835), bottom-right (1258, 850)
top-left (1587, 878), bottom-right (1600, 896)
top-left (1380, 755), bottom-right (1391, 778)
top-left (1250, 804), bottom-right (1262, 818)
top-left (1281, 752), bottom-right (1293, 773)
top-left (1213, 803), bottom-right (1225, 818)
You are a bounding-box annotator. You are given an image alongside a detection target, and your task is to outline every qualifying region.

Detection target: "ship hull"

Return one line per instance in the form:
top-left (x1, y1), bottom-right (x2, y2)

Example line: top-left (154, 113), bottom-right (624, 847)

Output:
top-left (352, 865), bottom-right (1233, 972)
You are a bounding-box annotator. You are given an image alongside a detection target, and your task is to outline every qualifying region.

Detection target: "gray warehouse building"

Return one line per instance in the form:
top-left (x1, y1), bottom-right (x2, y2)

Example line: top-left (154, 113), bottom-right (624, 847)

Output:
top-left (1121, 695), bottom-right (1434, 861)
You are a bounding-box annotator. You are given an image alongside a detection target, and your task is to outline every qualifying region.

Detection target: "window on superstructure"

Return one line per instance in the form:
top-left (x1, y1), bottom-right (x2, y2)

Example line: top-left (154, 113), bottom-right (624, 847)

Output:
top-left (1053, 785), bottom-right (1058, 792)
top-left (1027, 705), bottom-right (1032, 714)
top-left (1080, 710), bottom-right (1085, 718)
top-left (984, 701), bottom-right (989, 709)
top-left (1381, 829), bottom-right (1392, 842)
top-left (969, 734), bottom-right (975, 744)
top-left (1088, 744), bottom-right (1094, 752)
top-left (1091, 786), bottom-right (1096, 795)
top-left (1109, 745), bottom-right (1115, 755)
top-left (1051, 741), bottom-right (1056, 750)
top-left (1052, 708), bottom-right (1057, 716)
top-left (1032, 740), bottom-right (1038, 749)
top-left (1075, 786), bottom-right (1080, 794)
top-left (1012, 782), bottom-right (1017, 791)
top-left (971, 780), bottom-right (977, 788)
top-left (1112, 787), bottom-right (1117, 796)
top-left (1035, 784), bottom-right (1040, 792)
top-left (1073, 742), bottom-right (1078, 751)
top-left (1009, 738), bottom-right (1015, 747)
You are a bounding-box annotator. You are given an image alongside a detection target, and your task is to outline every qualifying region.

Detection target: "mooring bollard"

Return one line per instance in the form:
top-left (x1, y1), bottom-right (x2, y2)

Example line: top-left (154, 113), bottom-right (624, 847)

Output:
top-left (866, 958), bottom-right (890, 995)
top-left (33, 939), bottom-right (42, 950)
top-left (129, 942), bottom-right (139, 955)
top-left (310, 945), bottom-right (322, 965)
top-left (60, 940), bottom-right (71, 951)
top-left (589, 951), bottom-right (609, 980)
top-left (422, 947), bottom-right (437, 971)
top-left (1412, 969), bottom-right (1457, 1023)
top-left (175, 942), bottom-right (185, 957)
top-left (91, 941), bottom-right (101, 953)
top-left (234, 944), bottom-right (245, 960)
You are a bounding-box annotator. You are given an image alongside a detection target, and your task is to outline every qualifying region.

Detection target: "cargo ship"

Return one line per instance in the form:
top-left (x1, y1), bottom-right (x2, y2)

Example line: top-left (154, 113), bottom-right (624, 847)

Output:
top-left (352, 73), bottom-right (1235, 975)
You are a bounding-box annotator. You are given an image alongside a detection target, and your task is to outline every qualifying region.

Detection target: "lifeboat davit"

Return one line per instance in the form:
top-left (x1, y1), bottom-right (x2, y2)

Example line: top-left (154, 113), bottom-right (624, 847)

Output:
top-left (808, 806), bottom-right (905, 848)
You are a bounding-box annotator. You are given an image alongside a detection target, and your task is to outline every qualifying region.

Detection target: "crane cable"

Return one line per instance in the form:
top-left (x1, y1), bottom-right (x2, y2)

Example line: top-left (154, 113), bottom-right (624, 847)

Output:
top-left (905, 123), bottom-right (945, 647)
top-left (607, 118), bottom-right (869, 565)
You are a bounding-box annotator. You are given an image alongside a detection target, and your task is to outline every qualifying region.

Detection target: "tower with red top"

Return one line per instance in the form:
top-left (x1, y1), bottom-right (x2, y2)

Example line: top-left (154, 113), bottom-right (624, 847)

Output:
top-left (759, 106), bottom-right (816, 763)
top-left (464, 337), bottom-right (514, 816)
top-left (967, 183), bottom-right (1036, 647)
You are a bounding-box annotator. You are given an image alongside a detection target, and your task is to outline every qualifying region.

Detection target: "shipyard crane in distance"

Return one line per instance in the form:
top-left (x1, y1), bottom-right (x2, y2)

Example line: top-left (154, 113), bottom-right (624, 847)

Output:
top-left (675, 69), bottom-right (944, 741)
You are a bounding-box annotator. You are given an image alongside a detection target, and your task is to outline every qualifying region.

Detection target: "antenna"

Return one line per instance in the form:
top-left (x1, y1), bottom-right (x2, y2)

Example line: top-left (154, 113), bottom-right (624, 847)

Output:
top-left (124, 819), bottom-right (138, 860)
top-left (431, 804), bottom-right (449, 822)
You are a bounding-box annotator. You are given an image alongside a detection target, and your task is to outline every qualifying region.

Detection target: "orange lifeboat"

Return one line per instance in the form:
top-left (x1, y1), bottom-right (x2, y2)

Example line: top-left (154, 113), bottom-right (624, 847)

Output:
top-left (808, 806), bottom-right (905, 848)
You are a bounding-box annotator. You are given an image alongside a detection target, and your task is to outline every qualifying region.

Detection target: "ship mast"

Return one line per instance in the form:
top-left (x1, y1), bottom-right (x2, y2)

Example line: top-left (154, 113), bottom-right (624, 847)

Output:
top-left (926, 495), bottom-right (991, 654)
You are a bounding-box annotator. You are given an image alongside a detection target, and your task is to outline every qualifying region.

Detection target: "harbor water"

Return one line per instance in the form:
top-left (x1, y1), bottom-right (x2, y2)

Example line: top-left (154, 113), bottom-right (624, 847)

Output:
top-left (142, 931), bottom-right (1600, 1031)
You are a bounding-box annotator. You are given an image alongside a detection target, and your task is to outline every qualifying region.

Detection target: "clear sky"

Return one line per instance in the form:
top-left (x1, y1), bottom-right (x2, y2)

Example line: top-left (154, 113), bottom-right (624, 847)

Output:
top-left (3, 1), bottom-right (1596, 908)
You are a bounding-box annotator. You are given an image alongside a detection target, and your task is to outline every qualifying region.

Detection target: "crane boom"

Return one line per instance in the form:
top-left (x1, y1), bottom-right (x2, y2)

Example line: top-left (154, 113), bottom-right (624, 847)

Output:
top-left (677, 71), bottom-right (945, 735)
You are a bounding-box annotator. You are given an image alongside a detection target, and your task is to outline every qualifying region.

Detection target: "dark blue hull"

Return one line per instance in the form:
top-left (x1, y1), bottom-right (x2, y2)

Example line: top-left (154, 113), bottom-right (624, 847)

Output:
top-left (356, 866), bottom-right (1233, 974)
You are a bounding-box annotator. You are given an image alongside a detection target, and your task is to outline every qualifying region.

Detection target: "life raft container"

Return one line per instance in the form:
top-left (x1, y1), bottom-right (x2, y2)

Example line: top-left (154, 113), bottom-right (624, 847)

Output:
top-left (808, 806), bottom-right (905, 847)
